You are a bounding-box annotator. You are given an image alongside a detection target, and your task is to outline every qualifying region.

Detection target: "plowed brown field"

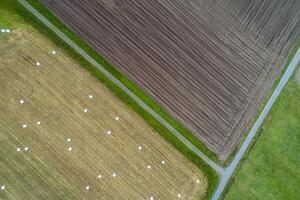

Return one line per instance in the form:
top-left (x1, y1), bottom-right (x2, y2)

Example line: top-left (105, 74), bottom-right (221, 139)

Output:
top-left (41, 0), bottom-right (300, 159)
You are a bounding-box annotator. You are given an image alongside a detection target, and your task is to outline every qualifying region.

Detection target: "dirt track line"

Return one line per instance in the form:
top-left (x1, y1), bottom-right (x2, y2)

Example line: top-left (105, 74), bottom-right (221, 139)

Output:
top-left (212, 47), bottom-right (300, 200)
top-left (18, 0), bottom-right (223, 174)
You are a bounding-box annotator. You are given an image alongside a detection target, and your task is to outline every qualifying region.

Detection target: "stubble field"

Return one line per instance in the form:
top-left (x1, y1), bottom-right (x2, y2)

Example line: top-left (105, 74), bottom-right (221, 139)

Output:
top-left (40, 0), bottom-right (300, 159)
top-left (0, 7), bottom-right (207, 199)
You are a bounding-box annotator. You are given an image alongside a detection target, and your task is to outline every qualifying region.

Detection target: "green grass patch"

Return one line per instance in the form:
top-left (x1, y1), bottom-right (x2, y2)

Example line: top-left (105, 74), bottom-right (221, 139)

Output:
top-left (0, 0), bottom-right (219, 199)
top-left (223, 63), bottom-right (300, 200)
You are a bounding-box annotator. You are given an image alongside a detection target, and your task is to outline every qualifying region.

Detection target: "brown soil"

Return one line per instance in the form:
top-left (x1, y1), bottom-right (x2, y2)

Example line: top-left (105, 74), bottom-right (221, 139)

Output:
top-left (41, 0), bottom-right (300, 159)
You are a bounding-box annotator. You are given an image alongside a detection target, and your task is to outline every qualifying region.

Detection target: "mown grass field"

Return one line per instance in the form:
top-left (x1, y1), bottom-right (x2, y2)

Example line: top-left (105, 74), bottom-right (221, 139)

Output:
top-left (15, 1), bottom-right (219, 196)
top-left (224, 64), bottom-right (300, 200)
top-left (0, 2), bottom-right (208, 200)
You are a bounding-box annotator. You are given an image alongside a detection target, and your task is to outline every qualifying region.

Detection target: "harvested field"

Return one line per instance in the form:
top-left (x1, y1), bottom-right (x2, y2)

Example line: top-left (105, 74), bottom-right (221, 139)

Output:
top-left (40, 0), bottom-right (300, 159)
top-left (0, 18), bottom-right (207, 200)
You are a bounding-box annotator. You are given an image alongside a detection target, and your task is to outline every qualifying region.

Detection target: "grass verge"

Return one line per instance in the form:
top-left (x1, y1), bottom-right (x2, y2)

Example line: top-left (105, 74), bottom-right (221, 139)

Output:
top-left (1, 0), bottom-right (219, 199)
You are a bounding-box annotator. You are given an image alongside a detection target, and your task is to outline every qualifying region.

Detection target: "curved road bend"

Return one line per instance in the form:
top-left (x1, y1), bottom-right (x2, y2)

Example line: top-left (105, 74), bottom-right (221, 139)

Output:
top-left (212, 47), bottom-right (300, 200)
top-left (17, 0), bottom-right (223, 174)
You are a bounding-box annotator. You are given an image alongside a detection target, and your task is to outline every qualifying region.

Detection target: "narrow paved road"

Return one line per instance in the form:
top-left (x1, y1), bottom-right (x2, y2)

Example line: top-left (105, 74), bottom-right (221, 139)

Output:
top-left (18, 0), bottom-right (223, 174)
top-left (212, 47), bottom-right (300, 200)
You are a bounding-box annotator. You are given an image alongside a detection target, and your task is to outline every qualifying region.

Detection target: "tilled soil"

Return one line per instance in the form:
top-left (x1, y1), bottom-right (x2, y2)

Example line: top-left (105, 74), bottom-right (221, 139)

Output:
top-left (41, 0), bottom-right (300, 159)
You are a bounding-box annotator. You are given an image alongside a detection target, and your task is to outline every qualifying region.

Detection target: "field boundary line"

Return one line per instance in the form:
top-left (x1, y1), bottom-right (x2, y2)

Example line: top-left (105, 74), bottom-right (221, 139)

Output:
top-left (212, 47), bottom-right (300, 200)
top-left (18, 0), bottom-right (223, 174)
